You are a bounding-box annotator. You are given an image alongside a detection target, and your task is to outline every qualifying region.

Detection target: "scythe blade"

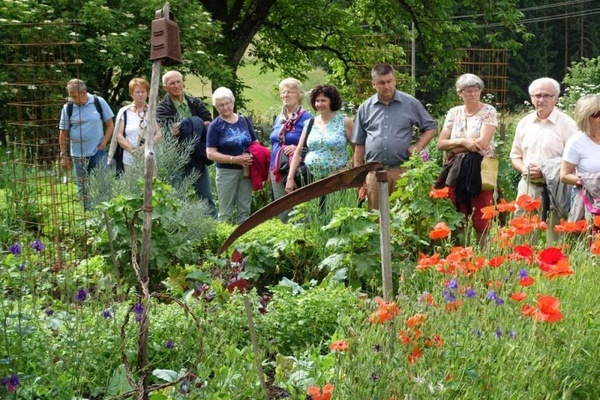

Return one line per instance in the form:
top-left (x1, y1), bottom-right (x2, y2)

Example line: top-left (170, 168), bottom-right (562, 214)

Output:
top-left (218, 161), bottom-right (382, 254)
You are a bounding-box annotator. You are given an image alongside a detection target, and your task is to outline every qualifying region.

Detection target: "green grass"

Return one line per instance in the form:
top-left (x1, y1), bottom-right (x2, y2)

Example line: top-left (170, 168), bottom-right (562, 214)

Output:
top-left (184, 60), bottom-right (327, 123)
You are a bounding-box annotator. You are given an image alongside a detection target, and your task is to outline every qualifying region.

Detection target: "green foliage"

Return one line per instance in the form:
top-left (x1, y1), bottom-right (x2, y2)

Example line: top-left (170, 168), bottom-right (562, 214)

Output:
top-left (562, 56), bottom-right (600, 112)
top-left (259, 279), bottom-right (360, 356)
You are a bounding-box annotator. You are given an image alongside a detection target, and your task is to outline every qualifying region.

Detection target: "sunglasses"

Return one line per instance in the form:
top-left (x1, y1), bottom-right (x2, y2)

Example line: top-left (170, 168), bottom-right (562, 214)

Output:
top-left (592, 111), bottom-right (600, 119)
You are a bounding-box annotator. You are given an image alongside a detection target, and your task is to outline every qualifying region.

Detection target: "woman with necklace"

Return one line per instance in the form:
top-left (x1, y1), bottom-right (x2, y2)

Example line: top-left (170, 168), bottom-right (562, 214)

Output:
top-left (560, 94), bottom-right (600, 222)
top-left (269, 78), bottom-right (313, 222)
top-left (437, 73), bottom-right (498, 246)
top-left (285, 84), bottom-right (354, 192)
top-left (112, 78), bottom-right (158, 172)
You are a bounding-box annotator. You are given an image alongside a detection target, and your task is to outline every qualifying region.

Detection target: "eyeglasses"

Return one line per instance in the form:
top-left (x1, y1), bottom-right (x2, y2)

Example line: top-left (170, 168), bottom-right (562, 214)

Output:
top-left (215, 101), bottom-right (233, 109)
top-left (591, 111), bottom-right (600, 119)
top-left (531, 94), bottom-right (555, 100)
top-left (280, 90), bottom-right (297, 96)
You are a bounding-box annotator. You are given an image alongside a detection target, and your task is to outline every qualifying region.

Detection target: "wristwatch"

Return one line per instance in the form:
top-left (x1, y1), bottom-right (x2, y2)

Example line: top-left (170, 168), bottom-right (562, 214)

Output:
top-left (576, 178), bottom-right (583, 188)
top-left (60, 151), bottom-right (67, 157)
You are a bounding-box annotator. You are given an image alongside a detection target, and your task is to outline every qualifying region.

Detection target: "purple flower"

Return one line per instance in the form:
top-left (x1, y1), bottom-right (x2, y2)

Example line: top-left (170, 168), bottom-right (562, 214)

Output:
top-left (180, 379), bottom-right (189, 394)
top-left (45, 308), bottom-right (54, 316)
top-left (19, 264), bottom-right (25, 272)
top-left (466, 287), bottom-right (476, 298)
top-left (419, 149), bottom-right (430, 162)
top-left (443, 289), bottom-right (457, 303)
top-left (446, 278), bottom-right (458, 290)
top-left (495, 297), bottom-right (505, 306)
top-left (166, 340), bottom-right (175, 349)
top-left (370, 371), bottom-right (379, 382)
top-left (31, 239), bottom-right (45, 252)
top-left (132, 303), bottom-right (144, 323)
top-left (519, 269), bottom-right (529, 278)
top-left (495, 328), bottom-right (502, 338)
top-left (510, 331), bottom-right (517, 339)
top-left (373, 344), bottom-right (382, 352)
top-left (75, 289), bottom-right (88, 302)
top-left (2, 374), bottom-right (20, 392)
top-left (9, 243), bottom-right (21, 255)
top-left (103, 309), bottom-right (113, 319)
top-left (471, 328), bottom-right (482, 337)
top-left (486, 290), bottom-right (497, 301)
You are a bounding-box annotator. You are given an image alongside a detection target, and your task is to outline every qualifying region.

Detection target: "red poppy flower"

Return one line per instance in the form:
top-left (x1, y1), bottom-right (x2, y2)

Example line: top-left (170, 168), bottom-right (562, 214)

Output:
top-left (430, 186), bottom-right (449, 199)
top-left (497, 198), bottom-right (517, 213)
top-left (538, 247), bottom-right (565, 265)
top-left (517, 194), bottom-right (542, 212)
top-left (592, 240), bottom-right (600, 255)
top-left (594, 215), bottom-right (600, 228)
top-left (429, 222), bottom-right (451, 240)
top-left (511, 292), bottom-right (527, 302)
top-left (431, 334), bottom-right (444, 347)
top-left (543, 258), bottom-right (574, 280)
top-left (534, 295), bottom-right (563, 323)
top-left (417, 253), bottom-right (440, 270)
top-left (513, 245), bottom-right (534, 263)
top-left (399, 330), bottom-right (412, 345)
top-left (520, 303), bottom-right (536, 317)
top-left (407, 346), bottom-right (423, 364)
top-left (329, 339), bottom-right (348, 352)
top-left (519, 276), bottom-right (535, 287)
top-left (307, 383), bottom-right (334, 400)
top-left (488, 256), bottom-right (504, 268)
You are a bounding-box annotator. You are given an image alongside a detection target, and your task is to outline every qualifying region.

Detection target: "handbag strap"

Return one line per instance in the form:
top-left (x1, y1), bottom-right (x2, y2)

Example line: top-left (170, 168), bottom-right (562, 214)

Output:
top-left (582, 187), bottom-right (600, 214)
top-left (302, 118), bottom-right (315, 152)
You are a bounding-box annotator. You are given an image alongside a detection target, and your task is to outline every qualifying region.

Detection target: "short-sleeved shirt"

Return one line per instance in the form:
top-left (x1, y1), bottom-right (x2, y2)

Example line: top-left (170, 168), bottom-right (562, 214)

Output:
top-left (304, 112), bottom-right (349, 178)
top-left (443, 104), bottom-right (498, 157)
top-left (563, 131), bottom-right (600, 174)
top-left (352, 90), bottom-right (437, 167)
top-left (510, 107), bottom-right (577, 168)
top-left (207, 115), bottom-right (257, 170)
top-left (269, 111), bottom-right (313, 170)
top-left (59, 95), bottom-right (114, 157)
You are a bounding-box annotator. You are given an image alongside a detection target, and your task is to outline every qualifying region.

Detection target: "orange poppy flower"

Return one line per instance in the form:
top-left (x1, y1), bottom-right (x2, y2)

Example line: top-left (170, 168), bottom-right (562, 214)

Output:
top-left (430, 186), bottom-right (449, 199)
top-left (554, 219), bottom-right (588, 234)
top-left (406, 313), bottom-right (427, 328)
top-left (591, 240), bottom-right (600, 255)
top-left (417, 252), bottom-right (441, 270)
top-left (487, 256), bottom-right (504, 268)
top-left (329, 339), bottom-right (348, 352)
top-left (431, 333), bottom-right (444, 347)
top-left (369, 297), bottom-right (400, 324)
top-left (534, 295), bottom-right (563, 323)
top-left (511, 292), bottom-right (527, 302)
top-left (407, 346), bottom-right (423, 364)
top-left (429, 222), bottom-right (451, 240)
top-left (517, 194), bottom-right (542, 212)
top-left (497, 198), bottom-right (517, 213)
top-left (510, 216), bottom-right (537, 235)
top-left (520, 303), bottom-right (536, 317)
top-left (480, 204), bottom-right (498, 220)
top-left (594, 215), bottom-right (600, 228)
top-left (519, 276), bottom-right (535, 287)
top-left (543, 258), bottom-right (574, 280)
top-left (418, 292), bottom-right (435, 305)
top-left (445, 300), bottom-right (463, 312)
top-left (307, 383), bottom-right (334, 400)
top-left (399, 330), bottom-right (412, 345)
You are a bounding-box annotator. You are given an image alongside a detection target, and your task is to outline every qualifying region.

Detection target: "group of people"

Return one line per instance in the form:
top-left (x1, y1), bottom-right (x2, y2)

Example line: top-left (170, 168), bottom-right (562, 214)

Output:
top-left (59, 63), bottom-right (600, 241)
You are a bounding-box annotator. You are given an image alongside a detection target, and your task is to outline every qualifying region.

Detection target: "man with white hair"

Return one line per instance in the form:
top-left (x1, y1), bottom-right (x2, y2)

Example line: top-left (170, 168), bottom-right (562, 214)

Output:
top-left (157, 70), bottom-right (216, 217)
top-left (510, 77), bottom-right (577, 241)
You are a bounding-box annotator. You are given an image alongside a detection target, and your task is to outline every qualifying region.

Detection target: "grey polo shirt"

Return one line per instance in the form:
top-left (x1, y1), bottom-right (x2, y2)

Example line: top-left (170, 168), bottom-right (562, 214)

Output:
top-left (352, 90), bottom-right (437, 167)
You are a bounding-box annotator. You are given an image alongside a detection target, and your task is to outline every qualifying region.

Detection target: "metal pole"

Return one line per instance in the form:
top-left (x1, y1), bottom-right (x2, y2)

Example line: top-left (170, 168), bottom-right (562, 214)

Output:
top-left (377, 170), bottom-right (393, 301)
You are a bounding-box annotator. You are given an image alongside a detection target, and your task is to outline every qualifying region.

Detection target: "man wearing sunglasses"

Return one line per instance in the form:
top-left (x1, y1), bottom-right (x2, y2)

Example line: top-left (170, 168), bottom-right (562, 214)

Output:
top-left (510, 77), bottom-right (577, 242)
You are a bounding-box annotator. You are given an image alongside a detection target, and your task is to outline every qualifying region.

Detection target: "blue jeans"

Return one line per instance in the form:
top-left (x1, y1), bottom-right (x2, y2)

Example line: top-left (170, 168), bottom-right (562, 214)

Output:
top-left (72, 149), bottom-right (107, 210)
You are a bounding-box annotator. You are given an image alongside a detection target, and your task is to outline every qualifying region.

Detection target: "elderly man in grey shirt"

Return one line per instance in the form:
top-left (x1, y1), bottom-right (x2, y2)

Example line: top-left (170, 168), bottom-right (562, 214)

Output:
top-left (353, 63), bottom-right (437, 210)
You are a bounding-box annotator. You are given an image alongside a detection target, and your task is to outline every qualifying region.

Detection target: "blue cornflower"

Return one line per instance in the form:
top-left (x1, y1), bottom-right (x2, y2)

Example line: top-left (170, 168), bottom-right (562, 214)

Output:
top-left (31, 239), bottom-right (45, 252)
top-left (45, 308), bottom-right (54, 316)
top-left (180, 379), bottom-right (189, 394)
top-left (2, 374), bottom-right (20, 392)
top-left (443, 289), bottom-right (457, 303)
top-left (9, 243), bottom-right (21, 255)
top-left (495, 328), bottom-right (502, 338)
top-left (495, 297), bottom-right (505, 306)
top-left (103, 309), bottom-right (113, 319)
top-left (471, 328), bottom-right (482, 337)
top-left (19, 264), bottom-right (25, 272)
top-left (373, 344), bottom-right (382, 352)
top-left (75, 289), bottom-right (88, 302)
top-left (466, 287), bottom-right (476, 298)
top-left (486, 290), bottom-right (497, 301)
top-left (446, 278), bottom-right (458, 290)
top-left (510, 331), bottom-right (517, 339)
top-left (166, 340), bottom-right (175, 349)
top-left (519, 269), bottom-right (529, 278)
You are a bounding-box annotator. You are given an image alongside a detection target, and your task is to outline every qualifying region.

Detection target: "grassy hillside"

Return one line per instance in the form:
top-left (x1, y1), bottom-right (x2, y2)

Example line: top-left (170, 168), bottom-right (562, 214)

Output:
top-left (184, 60), bottom-right (327, 123)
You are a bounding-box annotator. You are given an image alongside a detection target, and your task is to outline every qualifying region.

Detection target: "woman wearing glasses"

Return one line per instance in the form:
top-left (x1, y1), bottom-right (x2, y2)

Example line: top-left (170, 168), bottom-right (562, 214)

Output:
top-left (436, 73), bottom-right (498, 245)
top-left (206, 87), bottom-right (258, 225)
top-left (560, 94), bottom-right (600, 222)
